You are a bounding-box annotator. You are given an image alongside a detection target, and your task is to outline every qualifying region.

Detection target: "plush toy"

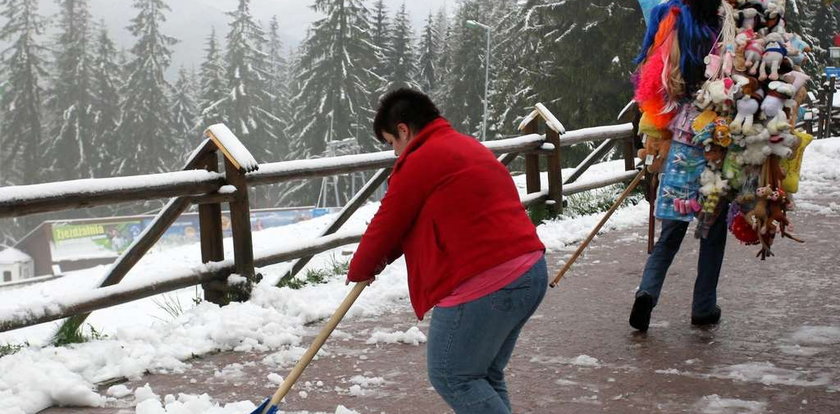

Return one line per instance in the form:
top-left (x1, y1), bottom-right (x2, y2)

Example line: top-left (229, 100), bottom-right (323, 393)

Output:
top-left (729, 75), bottom-right (763, 135)
top-left (764, 0), bottom-right (785, 33)
top-left (758, 32), bottom-right (787, 81)
top-left (699, 167), bottom-right (730, 213)
top-left (745, 185), bottom-right (771, 234)
top-left (761, 80), bottom-right (796, 134)
top-left (705, 143), bottom-right (729, 170)
top-left (736, 2), bottom-right (765, 31)
top-left (782, 70), bottom-right (810, 92)
top-left (744, 36), bottom-right (764, 75)
top-left (785, 33), bottom-right (811, 66)
top-left (765, 131), bottom-right (797, 159)
top-left (638, 134), bottom-right (673, 174)
top-left (739, 125), bottom-right (771, 165)
top-left (695, 78), bottom-right (736, 112)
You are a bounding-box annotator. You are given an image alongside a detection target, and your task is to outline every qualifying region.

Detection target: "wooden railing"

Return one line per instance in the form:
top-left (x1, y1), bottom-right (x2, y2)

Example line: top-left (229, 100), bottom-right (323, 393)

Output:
top-left (0, 105), bottom-right (638, 333)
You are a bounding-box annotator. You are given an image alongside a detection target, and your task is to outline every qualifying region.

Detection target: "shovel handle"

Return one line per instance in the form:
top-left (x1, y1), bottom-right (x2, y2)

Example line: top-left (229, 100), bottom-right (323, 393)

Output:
top-left (549, 169), bottom-right (645, 288)
top-left (265, 280), bottom-right (370, 410)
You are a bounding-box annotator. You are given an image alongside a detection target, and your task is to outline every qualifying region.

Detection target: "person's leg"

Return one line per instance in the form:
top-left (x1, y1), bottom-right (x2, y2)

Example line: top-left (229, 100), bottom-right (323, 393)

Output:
top-left (486, 258), bottom-right (548, 410)
top-left (637, 219), bottom-right (690, 304)
top-left (426, 257), bottom-right (547, 414)
top-left (692, 204), bottom-right (728, 323)
top-left (630, 219), bottom-right (689, 331)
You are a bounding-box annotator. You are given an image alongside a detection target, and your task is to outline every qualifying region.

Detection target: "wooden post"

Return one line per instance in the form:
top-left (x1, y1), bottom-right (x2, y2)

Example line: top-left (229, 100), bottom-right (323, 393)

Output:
top-left (225, 158), bottom-right (256, 301)
top-left (523, 118), bottom-right (541, 194)
top-left (198, 151), bottom-right (227, 305)
top-left (545, 128), bottom-right (563, 215)
top-left (622, 134), bottom-right (636, 171)
top-left (824, 75), bottom-right (836, 139)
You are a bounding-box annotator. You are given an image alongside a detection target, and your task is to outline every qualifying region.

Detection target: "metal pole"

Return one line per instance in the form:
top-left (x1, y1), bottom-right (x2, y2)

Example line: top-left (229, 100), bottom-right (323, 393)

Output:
top-left (482, 28), bottom-right (490, 142)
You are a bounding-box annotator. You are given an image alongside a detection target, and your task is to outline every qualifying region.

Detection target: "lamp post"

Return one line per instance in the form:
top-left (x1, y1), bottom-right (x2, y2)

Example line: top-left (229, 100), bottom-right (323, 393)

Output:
top-left (466, 19), bottom-right (491, 141)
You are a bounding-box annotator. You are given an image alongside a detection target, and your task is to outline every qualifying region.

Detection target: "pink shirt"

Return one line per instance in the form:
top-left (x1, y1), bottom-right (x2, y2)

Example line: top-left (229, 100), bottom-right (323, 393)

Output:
top-left (437, 250), bottom-right (543, 307)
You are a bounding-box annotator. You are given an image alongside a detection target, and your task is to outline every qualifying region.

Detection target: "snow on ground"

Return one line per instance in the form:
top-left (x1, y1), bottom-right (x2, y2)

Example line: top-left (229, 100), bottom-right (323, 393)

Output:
top-left (694, 394), bottom-right (767, 414)
top-left (0, 139), bottom-right (838, 413)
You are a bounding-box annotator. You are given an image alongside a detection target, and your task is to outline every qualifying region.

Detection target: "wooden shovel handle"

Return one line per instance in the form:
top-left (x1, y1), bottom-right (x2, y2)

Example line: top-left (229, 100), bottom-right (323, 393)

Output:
top-left (550, 169), bottom-right (645, 288)
top-left (265, 280), bottom-right (370, 410)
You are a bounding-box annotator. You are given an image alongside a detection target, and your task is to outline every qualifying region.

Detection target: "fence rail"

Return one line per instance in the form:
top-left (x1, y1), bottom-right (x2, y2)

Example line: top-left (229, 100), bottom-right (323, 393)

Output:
top-left (0, 105), bottom-right (640, 334)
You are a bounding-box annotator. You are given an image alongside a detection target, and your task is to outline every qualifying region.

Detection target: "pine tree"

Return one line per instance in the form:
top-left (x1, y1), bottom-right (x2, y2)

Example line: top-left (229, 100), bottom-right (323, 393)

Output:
top-left (417, 12), bottom-right (438, 94)
top-left (370, 0), bottom-right (391, 81)
top-left (810, 0), bottom-right (840, 67)
top-left (438, 1), bottom-right (487, 138)
top-left (266, 15), bottom-right (292, 159)
top-left (90, 23), bottom-right (123, 178)
top-left (115, 0), bottom-right (178, 175)
top-left (46, 0), bottom-right (97, 180)
top-left (290, 0), bottom-right (380, 158)
top-left (171, 67), bottom-right (199, 157)
top-left (381, 2), bottom-right (418, 92)
top-left (0, 0), bottom-right (48, 185)
top-left (219, 0), bottom-right (282, 165)
top-left (432, 6), bottom-right (452, 99)
top-left (197, 27), bottom-right (226, 130)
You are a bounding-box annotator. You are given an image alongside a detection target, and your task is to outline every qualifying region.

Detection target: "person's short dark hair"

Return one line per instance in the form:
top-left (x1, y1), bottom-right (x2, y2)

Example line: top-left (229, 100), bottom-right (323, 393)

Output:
top-left (373, 88), bottom-right (441, 143)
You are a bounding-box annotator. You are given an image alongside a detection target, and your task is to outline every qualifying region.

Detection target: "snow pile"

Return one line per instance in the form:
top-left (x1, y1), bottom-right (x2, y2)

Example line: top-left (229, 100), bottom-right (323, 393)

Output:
top-left (790, 326), bottom-right (840, 346)
top-left (798, 137), bottom-right (840, 201)
top-left (529, 354), bottom-right (601, 367)
top-left (365, 326), bottom-right (426, 346)
top-left (694, 394), bottom-right (767, 414)
top-left (712, 362), bottom-right (832, 387)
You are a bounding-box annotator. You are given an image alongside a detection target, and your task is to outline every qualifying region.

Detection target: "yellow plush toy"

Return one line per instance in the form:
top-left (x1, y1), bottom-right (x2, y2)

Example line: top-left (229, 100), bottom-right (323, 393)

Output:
top-left (780, 130), bottom-right (813, 193)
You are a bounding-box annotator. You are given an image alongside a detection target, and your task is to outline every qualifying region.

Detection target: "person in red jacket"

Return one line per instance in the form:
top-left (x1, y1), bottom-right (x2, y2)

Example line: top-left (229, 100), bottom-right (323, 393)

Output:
top-left (346, 88), bottom-right (546, 414)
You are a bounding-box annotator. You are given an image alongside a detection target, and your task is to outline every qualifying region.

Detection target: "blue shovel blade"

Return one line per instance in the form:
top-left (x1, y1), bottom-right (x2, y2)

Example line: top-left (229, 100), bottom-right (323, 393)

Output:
top-left (250, 398), bottom-right (279, 414)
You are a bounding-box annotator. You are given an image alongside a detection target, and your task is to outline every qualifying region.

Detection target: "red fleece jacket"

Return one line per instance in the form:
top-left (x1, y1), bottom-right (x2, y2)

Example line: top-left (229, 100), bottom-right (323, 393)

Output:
top-left (347, 118), bottom-right (545, 319)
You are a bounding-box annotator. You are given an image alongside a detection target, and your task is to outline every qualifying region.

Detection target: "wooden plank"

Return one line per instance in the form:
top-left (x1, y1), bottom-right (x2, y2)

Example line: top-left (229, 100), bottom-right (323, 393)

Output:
top-left (565, 139), bottom-right (616, 185)
top-left (278, 168), bottom-right (391, 285)
top-left (545, 128), bottom-right (563, 215)
top-left (226, 158), bottom-right (256, 301)
top-left (198, 151), bottom-right (227, 305)
top-left (498, 153), bottom-right (519, 166)
top-left (247, 135), bottom-right (546, 186)
top-left (0, 174), bottom-right (224, 219)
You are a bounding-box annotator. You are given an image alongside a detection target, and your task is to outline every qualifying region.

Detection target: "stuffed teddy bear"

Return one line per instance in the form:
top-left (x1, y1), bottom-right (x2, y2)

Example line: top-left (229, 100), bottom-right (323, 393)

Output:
top-left (759, 32), bottom-right (787, 81)
top-left (729, 75), bottom-right (763, 135)
top-left (761, 80), bottom-right (796, 134)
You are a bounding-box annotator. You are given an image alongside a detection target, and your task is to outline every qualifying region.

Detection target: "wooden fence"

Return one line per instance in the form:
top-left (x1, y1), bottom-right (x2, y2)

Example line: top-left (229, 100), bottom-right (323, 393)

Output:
top-left (0, 106), bottom-right (639, 333)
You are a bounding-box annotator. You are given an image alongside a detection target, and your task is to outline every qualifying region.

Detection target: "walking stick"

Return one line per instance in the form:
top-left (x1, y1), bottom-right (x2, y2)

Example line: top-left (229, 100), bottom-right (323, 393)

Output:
top-left (251, 280), bottom-right (370, 414)
top-left (549, 169), bottom-right (645, 288)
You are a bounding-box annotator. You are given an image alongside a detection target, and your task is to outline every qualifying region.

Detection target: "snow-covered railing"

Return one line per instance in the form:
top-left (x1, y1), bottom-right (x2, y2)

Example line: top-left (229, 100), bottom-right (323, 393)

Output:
top-left (0, 105), bottom-right (644, 334)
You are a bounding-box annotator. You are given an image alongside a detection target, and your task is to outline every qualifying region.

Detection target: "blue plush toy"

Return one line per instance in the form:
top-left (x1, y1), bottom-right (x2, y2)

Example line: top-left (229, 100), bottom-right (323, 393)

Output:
top-left (638, 0), bottom-right (664, 26)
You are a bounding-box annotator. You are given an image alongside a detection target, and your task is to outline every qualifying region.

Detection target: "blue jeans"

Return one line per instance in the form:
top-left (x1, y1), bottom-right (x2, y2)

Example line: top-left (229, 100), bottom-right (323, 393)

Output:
top-left (427, 256), bottom-right (547, 414)
top-left (637, 211), bottom-right (727, 317)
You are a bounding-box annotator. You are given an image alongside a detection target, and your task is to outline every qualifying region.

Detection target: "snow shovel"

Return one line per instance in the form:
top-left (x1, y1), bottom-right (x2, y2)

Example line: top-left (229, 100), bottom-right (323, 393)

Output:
top-left (549, 169), bottom-right (645, 288)
top-left (251, 280), bottom-right (370, 414)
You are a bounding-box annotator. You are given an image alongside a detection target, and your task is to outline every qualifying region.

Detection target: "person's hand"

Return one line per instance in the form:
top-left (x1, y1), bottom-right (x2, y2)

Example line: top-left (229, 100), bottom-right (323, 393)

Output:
top-left (346, 277), bottom-right (375, 286)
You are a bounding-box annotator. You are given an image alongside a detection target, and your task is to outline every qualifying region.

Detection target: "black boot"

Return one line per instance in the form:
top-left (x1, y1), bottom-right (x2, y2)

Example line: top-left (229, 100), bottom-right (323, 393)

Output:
top-left (629, 292), bottom-right (654, 332)
top-left (691, 305), bottom-right (721, 326)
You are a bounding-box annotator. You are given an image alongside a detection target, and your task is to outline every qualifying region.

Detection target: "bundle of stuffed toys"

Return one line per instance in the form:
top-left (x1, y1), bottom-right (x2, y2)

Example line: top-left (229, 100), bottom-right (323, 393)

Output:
top-left (635, 0), bottom-right (813, 260)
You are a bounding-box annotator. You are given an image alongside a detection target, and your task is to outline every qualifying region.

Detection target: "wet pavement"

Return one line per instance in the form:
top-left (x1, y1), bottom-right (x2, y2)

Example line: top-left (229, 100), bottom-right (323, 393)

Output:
top-left (42, 199), bottom-right (840, 413)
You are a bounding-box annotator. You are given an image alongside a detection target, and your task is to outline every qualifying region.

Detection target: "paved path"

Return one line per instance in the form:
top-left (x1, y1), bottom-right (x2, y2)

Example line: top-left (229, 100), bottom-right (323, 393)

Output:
top-left (42, 200), bottom-right (840, 413)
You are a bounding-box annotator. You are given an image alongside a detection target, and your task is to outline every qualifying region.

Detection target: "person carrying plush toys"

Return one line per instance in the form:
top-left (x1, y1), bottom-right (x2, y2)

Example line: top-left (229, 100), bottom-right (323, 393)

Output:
top-left (630, 0), bottom-right (729, 332)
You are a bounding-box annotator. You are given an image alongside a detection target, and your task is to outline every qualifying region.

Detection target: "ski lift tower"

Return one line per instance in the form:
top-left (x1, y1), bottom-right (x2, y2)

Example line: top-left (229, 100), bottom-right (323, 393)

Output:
top-left (316, 137), bottom-right (364, 208)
